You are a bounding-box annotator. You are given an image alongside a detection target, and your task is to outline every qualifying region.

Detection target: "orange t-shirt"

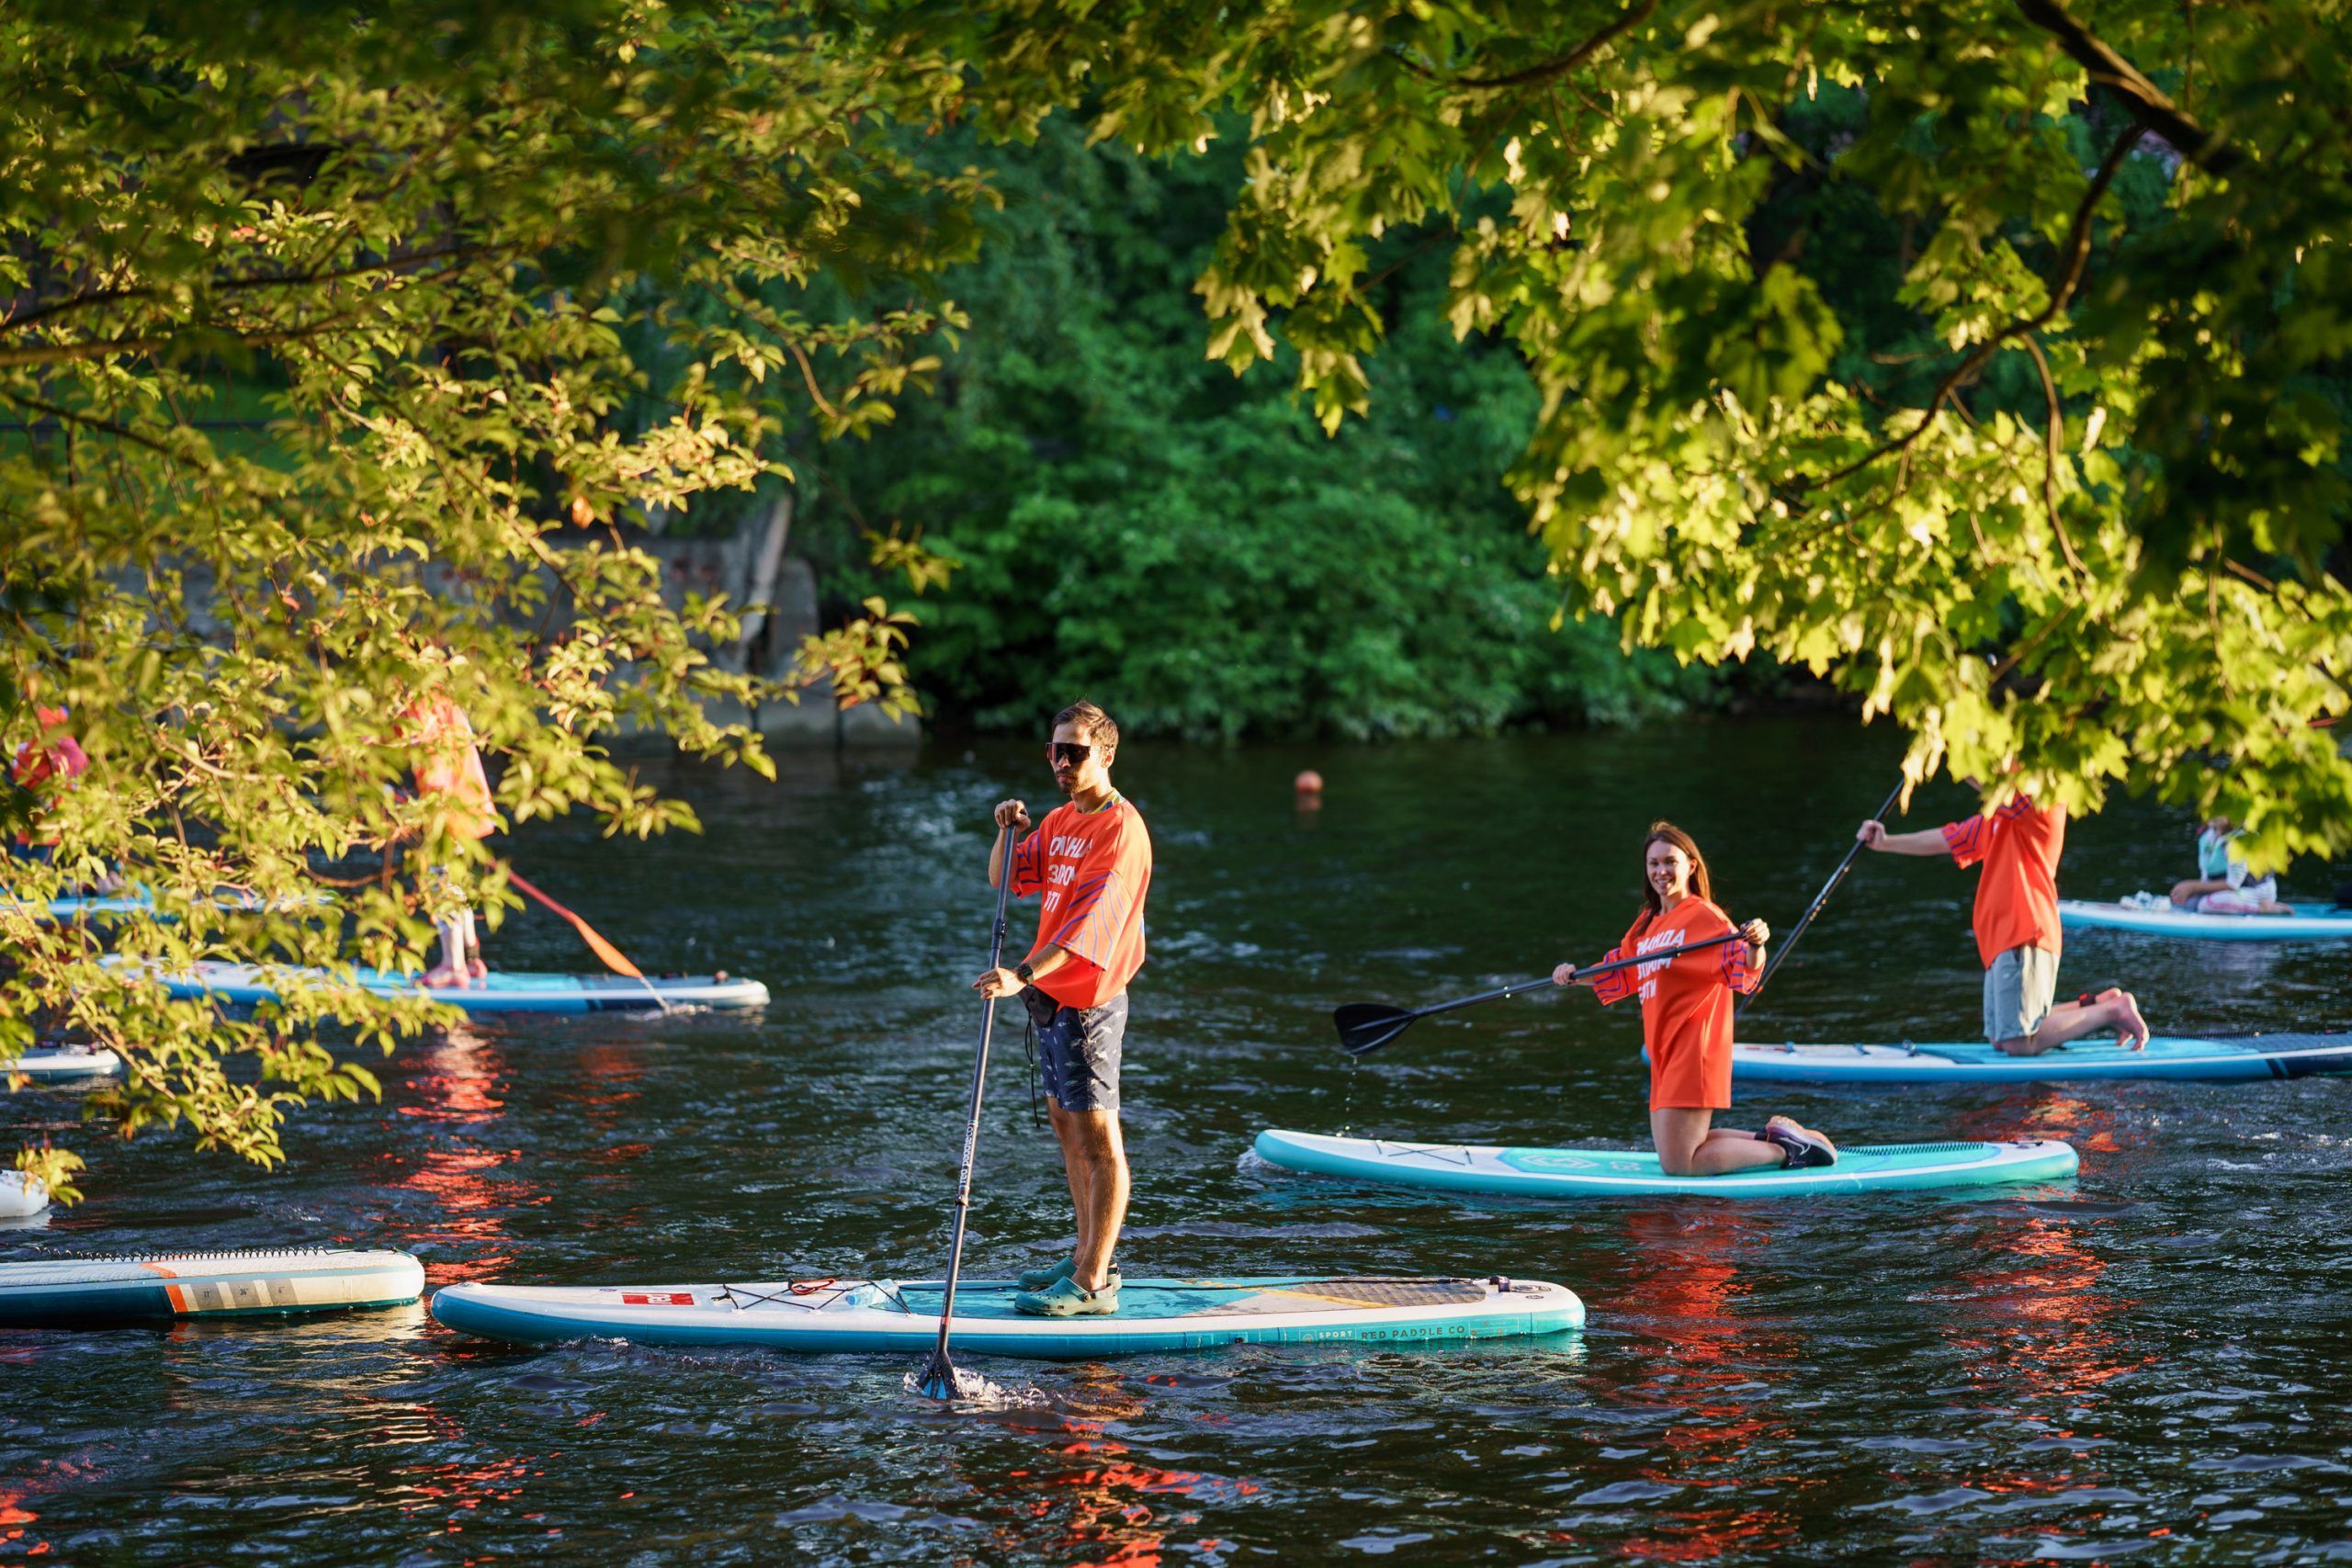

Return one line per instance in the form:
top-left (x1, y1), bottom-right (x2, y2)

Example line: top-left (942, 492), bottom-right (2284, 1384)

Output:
top-left (10, 705), bottom-right (87, 846)
top-left (403, 696), bottom-right (495, 842)
top-left (1941, 797), bottom-right (2064, 967)
top-left (1010, 794), bottom-right (1152, 1010)
top-left (1590, 897), bottom-right (1759, 1111)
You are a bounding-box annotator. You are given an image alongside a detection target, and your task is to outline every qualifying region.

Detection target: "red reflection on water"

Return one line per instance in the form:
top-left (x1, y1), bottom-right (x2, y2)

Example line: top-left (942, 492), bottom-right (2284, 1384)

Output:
top-left (1934, 1202), bottom-right (2146, 1513)
top-left (383, 1026), bottom-right (539, 1283)
top-left (0, 1482), bottom-right (53, 1557)
top-left (397, 1450), bottom-right (548, 1541)
top-left (1956, 1091), bottom-right (2121, 1161)
top-left (977, 1376), bottom-right (1260, 1567)
top-left (1595, 1206), bottom-right (1813, 1562)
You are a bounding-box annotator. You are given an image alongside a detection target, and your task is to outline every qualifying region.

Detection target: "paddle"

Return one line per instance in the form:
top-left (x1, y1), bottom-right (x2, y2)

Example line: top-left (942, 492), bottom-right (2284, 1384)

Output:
top-left (1336, 931), bottom-right (1747, 1057)
top-left (1736, 776), bottom-right (1905, 1017)
top-left (915, 820), bottom-right (1021, 1402)
top-left (505, 869), bottom-right (673, 1015)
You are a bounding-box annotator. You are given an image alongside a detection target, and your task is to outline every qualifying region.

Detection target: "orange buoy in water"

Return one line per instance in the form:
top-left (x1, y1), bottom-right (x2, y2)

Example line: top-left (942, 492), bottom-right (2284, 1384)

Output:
top-left (1295, 770), bottom-right (1324, 795)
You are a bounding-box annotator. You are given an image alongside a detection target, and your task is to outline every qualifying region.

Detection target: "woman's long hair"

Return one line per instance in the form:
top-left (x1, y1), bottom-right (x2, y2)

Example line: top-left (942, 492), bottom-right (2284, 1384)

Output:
top-left (1634, 820), bottom-right (1713, 934)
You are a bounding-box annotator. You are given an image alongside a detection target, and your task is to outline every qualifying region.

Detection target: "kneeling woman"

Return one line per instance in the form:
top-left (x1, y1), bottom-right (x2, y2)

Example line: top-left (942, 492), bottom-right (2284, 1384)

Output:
top-left (1555, 822), bottom-right (1838, 1176)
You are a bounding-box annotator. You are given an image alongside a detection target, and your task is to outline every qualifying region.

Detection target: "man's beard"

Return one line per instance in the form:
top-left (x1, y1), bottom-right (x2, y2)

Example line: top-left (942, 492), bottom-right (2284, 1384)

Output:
top-left (1055, 769), bottom-right (1079, 796)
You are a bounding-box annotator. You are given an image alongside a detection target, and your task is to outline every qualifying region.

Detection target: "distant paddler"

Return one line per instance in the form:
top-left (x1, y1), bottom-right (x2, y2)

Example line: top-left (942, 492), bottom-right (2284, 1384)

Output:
top-left (1859, 787), bottom-right (2151, 1054)
top-left (6, 694), bottom-right (117, 895)
top-left (972, 700), bottom-right (1154, 1318)
top-left (1554, 821), bottom-right (1838, 1175)
top-left (2170, 816), bottom-right (2292, 917)
top-left (394, 657), bottom-right (498, 989)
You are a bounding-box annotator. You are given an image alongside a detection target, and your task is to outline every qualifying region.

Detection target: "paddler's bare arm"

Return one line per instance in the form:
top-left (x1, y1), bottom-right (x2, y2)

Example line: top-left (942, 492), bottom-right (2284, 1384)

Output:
top-left (1856, 820), bottom-right (1948, 856)
top-left (986, 798), bottom-right (1032, 888)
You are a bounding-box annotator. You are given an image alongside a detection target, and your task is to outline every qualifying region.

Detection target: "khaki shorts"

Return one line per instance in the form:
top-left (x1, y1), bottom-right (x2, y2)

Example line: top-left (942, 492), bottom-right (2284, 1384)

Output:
top-left (1984, 944), bottom-right (2059, 1044)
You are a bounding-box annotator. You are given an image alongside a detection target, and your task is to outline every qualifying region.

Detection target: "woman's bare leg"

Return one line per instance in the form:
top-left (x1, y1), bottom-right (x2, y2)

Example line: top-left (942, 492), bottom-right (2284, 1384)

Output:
top-left (1652, 1108), bottom-right (1786, 1178)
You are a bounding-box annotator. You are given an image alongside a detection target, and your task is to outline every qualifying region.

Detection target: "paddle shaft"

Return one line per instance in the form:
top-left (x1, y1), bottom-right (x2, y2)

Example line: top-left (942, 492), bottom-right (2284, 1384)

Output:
top-left (922, 823), bottom-right (1020, 1390)
top-left (1737, 777), bottom-right (1905, 1017)
top-left (1348, 930), bottom-right (1749, 1055)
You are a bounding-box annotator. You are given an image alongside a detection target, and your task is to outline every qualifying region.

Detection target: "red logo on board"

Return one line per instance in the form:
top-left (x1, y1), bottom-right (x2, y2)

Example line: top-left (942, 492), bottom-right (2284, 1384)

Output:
top-left (620, 1292), bottom-right (695, 1306)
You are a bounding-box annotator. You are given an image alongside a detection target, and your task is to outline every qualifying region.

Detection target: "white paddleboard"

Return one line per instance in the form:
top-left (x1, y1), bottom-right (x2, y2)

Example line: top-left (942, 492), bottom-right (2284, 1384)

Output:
top-left (6, 1045), bottom-right (124, 1084)
top-left (0, 1247), bottom-right (425, 1326)
top-left (0, 1172), bottom-right (50, 1220)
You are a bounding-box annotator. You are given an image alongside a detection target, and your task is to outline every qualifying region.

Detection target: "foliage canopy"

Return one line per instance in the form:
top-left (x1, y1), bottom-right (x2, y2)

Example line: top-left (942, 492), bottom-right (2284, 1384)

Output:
top-left (6, 0), bottom-right (2352, 1188)
top-left (0, 0), bottom-right (961, 1189)
top-left (860, 0), bottom-right (2352, 863)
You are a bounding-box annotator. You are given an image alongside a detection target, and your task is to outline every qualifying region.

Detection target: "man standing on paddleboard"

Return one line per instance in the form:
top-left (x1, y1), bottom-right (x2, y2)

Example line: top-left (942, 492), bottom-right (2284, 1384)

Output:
top-left (973, 700), bottom-right (1152, 1318)
top-left (1858, 791), bottom-right (2151, 1055)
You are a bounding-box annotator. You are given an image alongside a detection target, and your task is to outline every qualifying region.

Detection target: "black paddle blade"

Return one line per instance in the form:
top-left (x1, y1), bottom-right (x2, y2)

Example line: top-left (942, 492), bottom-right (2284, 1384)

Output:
top-left (1334, 1001), bottom-right (1417, 1056)
top-left (913, 1348), bottom-right (959, 1401)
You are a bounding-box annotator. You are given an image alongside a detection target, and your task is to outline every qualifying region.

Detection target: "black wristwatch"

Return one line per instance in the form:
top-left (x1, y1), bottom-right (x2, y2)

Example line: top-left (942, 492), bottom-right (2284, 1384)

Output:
top-left (1012, 961), bottom-right (1035, 986)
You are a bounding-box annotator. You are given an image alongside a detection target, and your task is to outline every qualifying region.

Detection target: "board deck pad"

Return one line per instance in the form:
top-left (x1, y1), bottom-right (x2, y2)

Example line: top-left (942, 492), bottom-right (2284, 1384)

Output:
top-left (2059, 898), bottom-right (2352, 941)
top-left (432, 1273), bottom-right (1585, 1358)
top-left (1253, 1128), bottom-right (2078, 1198)
top-left (1730, 1033), bottom-right (2352, 1084)
top-left (122, 960), bottom-right (769, 1014)
top-left (0, 1247), bottom-right (425, 1326)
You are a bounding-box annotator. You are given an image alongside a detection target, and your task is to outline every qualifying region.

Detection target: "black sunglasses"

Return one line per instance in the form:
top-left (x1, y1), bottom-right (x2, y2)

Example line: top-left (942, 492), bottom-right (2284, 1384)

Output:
top-left (1047, 741), bottom-right (1093, 766)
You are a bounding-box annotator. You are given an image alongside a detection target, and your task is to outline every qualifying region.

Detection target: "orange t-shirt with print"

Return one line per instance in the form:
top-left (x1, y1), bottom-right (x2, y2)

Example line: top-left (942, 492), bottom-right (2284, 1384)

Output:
top-left (1940, 797), bottom-right (2065, 967)
top-left (1590, 897), bottom-right (1759, 1111)
top-left (1010, 794), bottom-right (1152, 1010)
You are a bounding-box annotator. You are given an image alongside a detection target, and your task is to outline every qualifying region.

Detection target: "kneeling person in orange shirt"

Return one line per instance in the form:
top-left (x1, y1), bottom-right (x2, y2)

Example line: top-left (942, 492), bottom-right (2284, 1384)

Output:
top-left (1555, 822), bottom-right (1837, 1177)
top-left (1859, 791), bottom-right (2149, 1055)
top-left (972, 701), bottom-right (1153, 1318)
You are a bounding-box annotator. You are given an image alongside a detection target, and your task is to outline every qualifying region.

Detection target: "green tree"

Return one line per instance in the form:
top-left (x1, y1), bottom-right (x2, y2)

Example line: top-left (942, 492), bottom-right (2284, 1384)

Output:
top-left (0, 1), bottom-right (967, 1191)
top-left (869, 0), bottom-right (2352, 865)
top-left (813, 120), bottom-right (1702, 739)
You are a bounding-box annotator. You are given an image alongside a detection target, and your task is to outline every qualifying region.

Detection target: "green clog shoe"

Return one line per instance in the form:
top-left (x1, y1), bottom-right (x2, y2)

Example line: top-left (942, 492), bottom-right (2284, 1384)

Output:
top-left (1012, 1275), bottom-right (1120, 1317)
top-left (1013, 1257), bottom-right (1121, 1291)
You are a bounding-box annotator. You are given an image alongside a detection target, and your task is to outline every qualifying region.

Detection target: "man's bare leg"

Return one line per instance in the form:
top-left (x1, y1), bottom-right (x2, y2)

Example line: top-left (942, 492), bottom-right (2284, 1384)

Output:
top-left (1063, 1109), bottom-right (1127, 1292)
top-left (1048, 1100), bottom-right (1095, 1273)
top-left (1998, 989), bottom-right (2151, 1055)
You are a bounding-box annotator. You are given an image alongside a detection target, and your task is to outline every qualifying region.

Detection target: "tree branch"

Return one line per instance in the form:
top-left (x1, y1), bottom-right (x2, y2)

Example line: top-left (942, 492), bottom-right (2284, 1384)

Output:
top-left (1454, 0), bottom-right (1659, 90)
top-left (2014, 0), bottom-right (2245, 175)
top-left (2020, 332), bottom-right (2088, 577)
top-left (1805, 125), bottom-right (2143, 493)
top-left (0, 243), bottom-right (505, 341)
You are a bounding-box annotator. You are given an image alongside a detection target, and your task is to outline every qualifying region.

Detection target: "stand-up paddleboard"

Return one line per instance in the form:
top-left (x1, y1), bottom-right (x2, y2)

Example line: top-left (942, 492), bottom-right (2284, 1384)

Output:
top-left (433, 1273), bottom-right (1584, 1357)
top-left (2059, 898), bottom-right (2352, 941)
top-left (1253, 1129), bottom-right (2078, 1198)
top-left (0, 1173), bottom-right (50, 1220)
top-left (1730, 1033), bottom-right (2352, 1085)
top-left (6, 887), bottom-right (300, 922)
top-left (6, 1046), bottom-right (124, 1084)
top-left (0, 1248), bottom-right (424, 1326)
top-left (127, 960), bottom-right (768, 1014)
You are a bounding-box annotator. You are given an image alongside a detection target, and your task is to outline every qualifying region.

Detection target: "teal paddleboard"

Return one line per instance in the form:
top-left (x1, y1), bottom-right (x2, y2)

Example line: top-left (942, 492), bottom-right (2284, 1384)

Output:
top-left (432, 1273), bottom-right (1583, 1357)
top-left (2059, 898), bottom-right (2352, 941)
top-left (1253, 1128), bottom-right (2078, 1198)
top-left (1729, 1034), bottom-right (2352, 1085)
top-left (120, 959), bottom-right (768, 1014)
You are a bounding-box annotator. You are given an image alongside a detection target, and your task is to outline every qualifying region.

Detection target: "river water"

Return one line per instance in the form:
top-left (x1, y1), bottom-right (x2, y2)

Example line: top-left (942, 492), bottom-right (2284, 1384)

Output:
top-left (6, 717), bottom-right (2349, 1564)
